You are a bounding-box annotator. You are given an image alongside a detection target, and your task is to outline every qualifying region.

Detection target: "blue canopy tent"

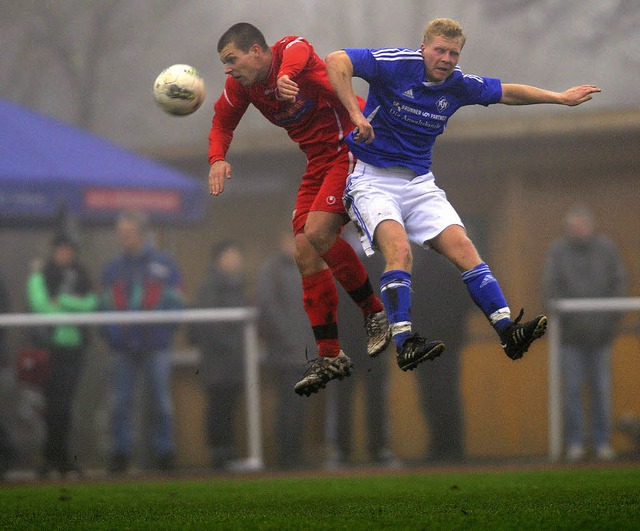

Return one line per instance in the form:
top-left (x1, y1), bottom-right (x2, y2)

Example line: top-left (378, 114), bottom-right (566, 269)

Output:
top-left (0, 98), bottom-right (206, 225)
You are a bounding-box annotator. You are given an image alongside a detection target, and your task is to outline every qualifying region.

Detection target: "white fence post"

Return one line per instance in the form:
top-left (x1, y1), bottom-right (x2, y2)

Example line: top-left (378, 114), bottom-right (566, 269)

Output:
top-left (547, 308), bottom-right (562, 462)
top-left (242, 319), bottom-right (263, 471)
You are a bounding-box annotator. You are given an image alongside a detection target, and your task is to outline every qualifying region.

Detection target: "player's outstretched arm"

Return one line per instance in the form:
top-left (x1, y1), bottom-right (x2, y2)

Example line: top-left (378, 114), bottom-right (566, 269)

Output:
top-left (208, 160), bottom-right (232, 196)
top-left (500, 83), bottom-right (601, 106)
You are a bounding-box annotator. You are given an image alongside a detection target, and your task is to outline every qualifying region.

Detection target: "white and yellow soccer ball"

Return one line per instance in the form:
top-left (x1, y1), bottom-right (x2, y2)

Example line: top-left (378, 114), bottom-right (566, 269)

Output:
top-left (153, 64), bottom-right (206, 116)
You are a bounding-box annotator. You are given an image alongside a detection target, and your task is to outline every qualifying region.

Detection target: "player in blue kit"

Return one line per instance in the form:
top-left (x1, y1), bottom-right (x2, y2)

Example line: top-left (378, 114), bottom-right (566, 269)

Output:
top-left (326, 17), bottom-right (601, 370)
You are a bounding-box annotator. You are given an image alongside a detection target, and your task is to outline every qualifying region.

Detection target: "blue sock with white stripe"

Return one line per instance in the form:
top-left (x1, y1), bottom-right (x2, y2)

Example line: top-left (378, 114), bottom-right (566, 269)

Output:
top-left (461, 263), bottom-right (511, 334)
top-left (380, 270), bottom-right (413, 351)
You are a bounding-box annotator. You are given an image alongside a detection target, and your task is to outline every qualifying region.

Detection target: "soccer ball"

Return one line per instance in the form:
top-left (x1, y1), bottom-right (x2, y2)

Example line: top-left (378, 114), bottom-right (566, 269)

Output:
top-left (153, 64), bottom-right (206, 116)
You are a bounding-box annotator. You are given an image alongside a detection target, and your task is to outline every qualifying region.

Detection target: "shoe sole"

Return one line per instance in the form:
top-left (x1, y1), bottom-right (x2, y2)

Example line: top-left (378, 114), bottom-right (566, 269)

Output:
top-left (294, 361), bottom-right (354, 397)
top-left (533, 316), bottom-right (548, 339)
top-left (368, 328), bottom-right (392, 358)
top-left (397, 342), bottom-right (445, 372)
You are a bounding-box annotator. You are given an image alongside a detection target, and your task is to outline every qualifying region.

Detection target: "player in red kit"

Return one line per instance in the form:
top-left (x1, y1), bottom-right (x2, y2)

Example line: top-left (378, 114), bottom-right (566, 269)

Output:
top-left (208, 23), bottom-right (390, 396)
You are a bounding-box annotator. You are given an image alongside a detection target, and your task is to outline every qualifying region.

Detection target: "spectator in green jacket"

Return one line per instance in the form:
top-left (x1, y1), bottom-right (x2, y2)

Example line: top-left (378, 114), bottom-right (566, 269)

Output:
top-left (27, 234), bottom-right (97, 478)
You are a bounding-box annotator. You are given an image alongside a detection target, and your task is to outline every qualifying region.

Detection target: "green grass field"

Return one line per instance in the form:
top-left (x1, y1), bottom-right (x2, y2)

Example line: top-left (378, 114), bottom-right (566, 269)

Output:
top-left (1, 466), bottom-right (639, 530)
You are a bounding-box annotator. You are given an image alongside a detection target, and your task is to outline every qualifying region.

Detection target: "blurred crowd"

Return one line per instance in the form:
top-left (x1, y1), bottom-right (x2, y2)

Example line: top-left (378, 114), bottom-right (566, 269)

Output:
top-left (0, 205), bottom-right (638, 482)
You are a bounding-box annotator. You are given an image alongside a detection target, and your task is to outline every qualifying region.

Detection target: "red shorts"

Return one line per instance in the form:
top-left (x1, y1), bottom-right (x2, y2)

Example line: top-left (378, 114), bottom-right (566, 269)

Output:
top-left (291, 147), bottom-right (355, 235)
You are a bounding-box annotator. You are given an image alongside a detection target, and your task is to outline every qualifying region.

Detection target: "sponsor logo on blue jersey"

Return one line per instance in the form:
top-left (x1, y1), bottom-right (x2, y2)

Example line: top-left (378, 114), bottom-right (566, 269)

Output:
top-left (436, 97), bottom-right (449, 112)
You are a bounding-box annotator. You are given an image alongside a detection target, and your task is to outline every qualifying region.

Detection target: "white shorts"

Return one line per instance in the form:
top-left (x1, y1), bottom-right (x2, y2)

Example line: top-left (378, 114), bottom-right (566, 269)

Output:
top-left (344, 161), bottom-right (463, 256)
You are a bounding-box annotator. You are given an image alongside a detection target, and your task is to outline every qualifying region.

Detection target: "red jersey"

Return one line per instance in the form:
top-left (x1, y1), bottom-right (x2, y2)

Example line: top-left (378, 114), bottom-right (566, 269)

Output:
top-left (208, 36), bottom-right (362, 164)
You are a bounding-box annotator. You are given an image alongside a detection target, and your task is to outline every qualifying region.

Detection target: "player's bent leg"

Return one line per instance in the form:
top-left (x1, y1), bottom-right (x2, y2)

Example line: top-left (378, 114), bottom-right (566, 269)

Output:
top-left (323, 236), bottom-right (390, 356)
top-left (307, 212), bottom-right (391, 357)
top-left (375, 219), bottom-right (414, 271)
top-left (428, 224), bottom-right (481, 273)
top-left (293, 231), bottom-right (327, 277)
top-left (431, 227), bottom-right (547, 359)
top-left (294, 351), bottom-right (354, 397)
top-left (376, 222), bottom-right (417, 356)
top-left (304, 210), bottom-right (344, 257)
top-left (294, 233), bottom-right (343, 359)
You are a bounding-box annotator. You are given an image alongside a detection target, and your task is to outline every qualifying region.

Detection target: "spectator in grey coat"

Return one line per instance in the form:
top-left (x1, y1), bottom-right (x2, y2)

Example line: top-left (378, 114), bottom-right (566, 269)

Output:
top-left (189, 240), bottom-right (247, 470)
top-left (257, 231), bottom-right (316, 469)
top-left (543, 205), bottom-right (627, 462)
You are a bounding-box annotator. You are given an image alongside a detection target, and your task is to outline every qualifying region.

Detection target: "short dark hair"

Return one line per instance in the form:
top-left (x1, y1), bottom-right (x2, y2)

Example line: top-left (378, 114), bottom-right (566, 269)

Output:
top-left (217, 22), bottom-right (268, 53)
top-left (51, 233), bottom-right (78, 251)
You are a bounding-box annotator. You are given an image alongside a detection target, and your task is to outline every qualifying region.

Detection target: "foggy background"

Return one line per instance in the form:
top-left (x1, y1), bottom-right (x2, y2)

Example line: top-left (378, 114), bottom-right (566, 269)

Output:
top-left (1, 1), bottom-right (639, 473)
top-left (1, 0), bottom-right (638, 156)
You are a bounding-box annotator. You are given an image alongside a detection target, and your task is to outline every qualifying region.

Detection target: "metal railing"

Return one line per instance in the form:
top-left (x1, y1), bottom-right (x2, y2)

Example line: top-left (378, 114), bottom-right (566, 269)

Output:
top-left (0, 308), bottom-right (263, 470)
top-left (547, 297), bottom-right (640, 461)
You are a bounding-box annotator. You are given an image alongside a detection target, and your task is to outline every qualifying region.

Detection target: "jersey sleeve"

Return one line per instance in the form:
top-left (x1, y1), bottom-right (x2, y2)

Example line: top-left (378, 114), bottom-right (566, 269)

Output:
top-left (461, 74), bottom-right (503, 106)
top-left (277, 37), bottom-right (313, 79)
top-left (344, 48), bottom-right (379, 83)
top-left (208, 77), bottom-right (250, 165)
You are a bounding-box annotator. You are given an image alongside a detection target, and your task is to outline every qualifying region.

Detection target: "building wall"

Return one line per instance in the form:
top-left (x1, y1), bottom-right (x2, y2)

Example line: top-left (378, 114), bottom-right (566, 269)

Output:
top-left (168, 111), bottom-right (640, 465)
top-left (2, 112), bottom-right (638, 468)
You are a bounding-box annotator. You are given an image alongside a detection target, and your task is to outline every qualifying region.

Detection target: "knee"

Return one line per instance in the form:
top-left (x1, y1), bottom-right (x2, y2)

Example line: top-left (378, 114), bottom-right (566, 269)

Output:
top-left (304, 212), bottom-right (344, 256)
top-left (448, 236), bottom-right (481, 271)
top-left (304, 224), bottom-right (334, 255)
top-left (293, 235), bottom-right (325, 276)
top-left (384, 240), bottom-right (413, 271)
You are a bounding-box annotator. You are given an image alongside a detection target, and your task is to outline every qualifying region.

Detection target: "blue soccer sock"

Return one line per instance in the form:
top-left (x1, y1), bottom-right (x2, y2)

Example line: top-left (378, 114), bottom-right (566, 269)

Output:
top-left (380, 270), bottom-right (413, 351)
top-left (461, 263), bottom-right (511, 334)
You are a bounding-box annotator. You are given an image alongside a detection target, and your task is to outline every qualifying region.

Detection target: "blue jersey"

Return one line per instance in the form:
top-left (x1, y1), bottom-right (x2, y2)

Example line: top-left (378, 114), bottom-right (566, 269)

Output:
top-left (345, 47), bottom-right (503, 175)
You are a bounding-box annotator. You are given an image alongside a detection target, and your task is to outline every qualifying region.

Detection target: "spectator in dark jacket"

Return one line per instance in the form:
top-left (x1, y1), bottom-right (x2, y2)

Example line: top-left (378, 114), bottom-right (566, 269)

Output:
top-left (189, 239), bottom-right (247, 470)
top-left (324, 227), bottom-right (400, 469)
top-left (411, 244), bottom-right (470, 463)
top-left (257, 231), bottom-right (316, 469)
top-left (0, 273), bottom-right (15, 479)
top-left (543, 204), bottom-right (627, 462)
top-left (100, 211), bottom-right (184, 474)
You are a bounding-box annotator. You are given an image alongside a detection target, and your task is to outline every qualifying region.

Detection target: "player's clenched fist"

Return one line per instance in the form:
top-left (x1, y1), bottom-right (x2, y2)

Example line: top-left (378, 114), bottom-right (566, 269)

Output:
top-left (276, 75), bottom-right (299, 102)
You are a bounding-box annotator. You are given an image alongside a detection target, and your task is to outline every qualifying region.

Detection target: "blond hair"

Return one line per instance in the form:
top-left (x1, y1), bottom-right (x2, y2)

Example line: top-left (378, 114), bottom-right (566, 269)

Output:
top-left (423, 18), bottom-right (466, 48)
